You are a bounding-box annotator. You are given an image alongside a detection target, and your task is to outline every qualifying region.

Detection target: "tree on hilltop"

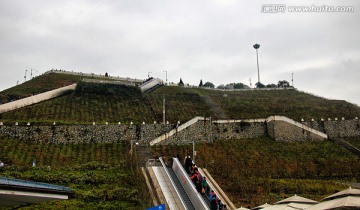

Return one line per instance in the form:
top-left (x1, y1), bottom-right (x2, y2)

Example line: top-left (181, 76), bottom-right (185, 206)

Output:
top-left (233, 83), bottom-right (246, 89)
top-left (199, 79), bottom-right (203, 87)
top-left (278, 80), bottom-right (290, 87)
top-left (255, 82), bottom-right (265, 88)
top-left (203, 82), bottom-right (215, 88)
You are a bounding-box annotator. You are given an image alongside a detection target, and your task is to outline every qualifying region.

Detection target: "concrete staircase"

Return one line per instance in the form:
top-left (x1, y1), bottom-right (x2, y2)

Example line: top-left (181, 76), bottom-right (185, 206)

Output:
top-left (149, 117), bottom-right (204, 146)
top-left (140, 78), bottom-right (163, 93)
top-left (266, 115), bottom-right (328, 140)
top-left (0, 84), bottom-right (76, 114)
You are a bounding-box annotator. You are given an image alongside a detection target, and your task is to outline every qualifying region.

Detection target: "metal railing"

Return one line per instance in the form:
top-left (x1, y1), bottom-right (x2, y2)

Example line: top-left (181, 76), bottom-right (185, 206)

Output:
top-left (172, 158), bottom-right (209, 210)
top-left (158, 157), bottom-right (189, 210)
top-left (0, 177), bottom-right (71, 192)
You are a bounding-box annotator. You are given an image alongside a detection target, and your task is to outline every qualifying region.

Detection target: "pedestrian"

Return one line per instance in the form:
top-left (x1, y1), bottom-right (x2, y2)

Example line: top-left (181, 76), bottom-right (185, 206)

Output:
top-left (210, 191), bottom-right (218, 210)
top-left (218, 199), bottom-right (223, 210)
top-left (190, 168), bottom-right (199, 186)
top-left (201, 176), bottom-right (207, 195)
top-left (184, 155), bottom-right (192, 174)
top-left (190, 164), bottom-right (198, 176)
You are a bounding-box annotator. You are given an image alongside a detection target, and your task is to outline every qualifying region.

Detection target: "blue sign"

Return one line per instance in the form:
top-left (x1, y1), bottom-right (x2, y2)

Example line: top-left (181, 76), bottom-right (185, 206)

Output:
top-left (146, 204), bottom-right (165, 210)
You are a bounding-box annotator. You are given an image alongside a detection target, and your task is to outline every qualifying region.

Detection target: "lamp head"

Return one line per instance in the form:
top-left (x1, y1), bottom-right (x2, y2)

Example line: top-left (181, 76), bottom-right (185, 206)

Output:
top-left (253, 43), bottom-right (260, 49)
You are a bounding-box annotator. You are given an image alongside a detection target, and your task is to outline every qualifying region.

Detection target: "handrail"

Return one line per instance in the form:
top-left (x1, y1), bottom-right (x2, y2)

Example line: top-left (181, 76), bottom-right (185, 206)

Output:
top-left (158, 157), bottom-right (189, 210)
top-left (0, 177), bottom-right (71, 192)
top-left (149, 117), bottom-right (204, 145)
top-left (199, 168), bottom-right (236, 210)
top-left (172, 158), bottom-right (209, 210)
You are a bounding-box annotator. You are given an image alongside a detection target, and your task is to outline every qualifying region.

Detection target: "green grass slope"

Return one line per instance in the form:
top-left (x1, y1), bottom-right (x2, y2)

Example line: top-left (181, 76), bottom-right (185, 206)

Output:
top-left (190, 88), bottom-right (360, 120)
top-left (144, 86), bottom-right (213, 123)
top-left (1, 73), bottom-right (360, 123)
top-left (0, 138), bottom-right (151, 209)
top-left (0, 73), bottom-right (83, 103)
top-left (0, 82), bottom-right (154, 124)
top-left (153, 137), bottom-right (360, 208)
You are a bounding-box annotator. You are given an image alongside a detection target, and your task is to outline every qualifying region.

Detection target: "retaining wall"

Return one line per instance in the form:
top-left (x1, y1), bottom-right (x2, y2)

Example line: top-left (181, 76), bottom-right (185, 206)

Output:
top-left (0, 118), bottom-right (359, 144)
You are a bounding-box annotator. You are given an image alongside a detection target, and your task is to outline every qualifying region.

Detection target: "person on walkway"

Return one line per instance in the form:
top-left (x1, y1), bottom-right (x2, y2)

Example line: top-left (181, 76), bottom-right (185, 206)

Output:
top-left (210, 190), bottom-right (218, 210)
top-left (190, 164), bottom-right (198, 176)
top-left (184, 155), bottom-right (192, 174)
top-left (201, 176), bottom-right (207, 195)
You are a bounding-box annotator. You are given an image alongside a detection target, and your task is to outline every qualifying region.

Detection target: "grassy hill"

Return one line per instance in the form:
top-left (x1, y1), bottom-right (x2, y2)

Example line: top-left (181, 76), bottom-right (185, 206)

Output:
top-left (0, 73), bottom-right (83, 104)
top-left (0, 138), bottom-right (151, 209)
top-left (1, 72), bottom-right (360, 123)
top-left (0, 72), bottom-right (360, 209)
top-left (152, 137), bottom-right (360, 207)
top-left (1, 136), bottom-right (359, 209)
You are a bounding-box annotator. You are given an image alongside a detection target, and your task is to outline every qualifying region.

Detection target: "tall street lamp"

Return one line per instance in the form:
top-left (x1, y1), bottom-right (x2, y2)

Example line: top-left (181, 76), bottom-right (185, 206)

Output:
top-left (253, 43), bottom-right (261, 86)
top-left (163, 70), bottom-right (167, 85)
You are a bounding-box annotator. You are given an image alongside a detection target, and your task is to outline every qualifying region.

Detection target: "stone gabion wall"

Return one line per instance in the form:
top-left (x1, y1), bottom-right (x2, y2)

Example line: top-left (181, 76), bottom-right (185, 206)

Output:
top-left (156, 121), bottom-right (210, 145)
top-left (302, 121), bottom-right (326, 133)
top-left (156, 121), bottom-right (267, 145)
top-left (267, 121), bottom-right (326, 142)
top-left (0, 118), bottom-right (359, 145)
top-left (323, 119), bottom-right (360, 139)
top-left (214, 121), bottom-right (267, 140)
top-left (0, 124), bottom-right (173, 144)
top-left (301, 119), bottom-right (360, 139)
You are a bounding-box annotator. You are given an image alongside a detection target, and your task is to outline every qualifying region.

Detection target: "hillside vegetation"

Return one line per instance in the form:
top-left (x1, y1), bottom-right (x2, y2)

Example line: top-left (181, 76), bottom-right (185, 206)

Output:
top-left (0, 73), bottom-right (82, 104)
top-left (0, 82), bottom-right (154, 124)
top-left (0, 73), bottom-right (360, 209)
top-left (153, 137), bottom-right (360, 207)
top-left (0, 138), bottom-right (151, 209)
top-left (1, 73), bottom-right (360, 123)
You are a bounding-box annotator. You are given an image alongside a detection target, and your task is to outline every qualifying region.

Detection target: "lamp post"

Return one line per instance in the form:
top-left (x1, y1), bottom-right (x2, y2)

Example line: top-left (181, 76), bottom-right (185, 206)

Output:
top-left (253, 43), bottom-right (261, 86)
top-left (163, 70), bottom-right (167, 85)
top-left (130, 140), bottom-right (139, 155)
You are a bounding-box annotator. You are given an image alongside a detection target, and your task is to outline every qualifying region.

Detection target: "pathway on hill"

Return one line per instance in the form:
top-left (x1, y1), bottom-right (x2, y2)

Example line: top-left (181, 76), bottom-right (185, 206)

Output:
top-left (330, 138), bottom-right (360, 158)
top-left (187, 89), bottom-right (228, 119)
top-left (136, 144), bottom-right (152, 167)
top-left (201, 95), bottom-right (228, 119)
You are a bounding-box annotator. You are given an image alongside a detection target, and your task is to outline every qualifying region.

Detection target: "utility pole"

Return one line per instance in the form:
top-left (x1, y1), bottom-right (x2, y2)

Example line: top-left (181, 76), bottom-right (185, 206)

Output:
top-left (24, 69), bottom-right (28, 82)
top-left (30, 69), bottom-right (38, 79)
top-left (291, 72), bottom-right (294, 87)
top-left (163, 70), bottom-right (167, 85)
top-left (163, 95), bottom-right (166, 125)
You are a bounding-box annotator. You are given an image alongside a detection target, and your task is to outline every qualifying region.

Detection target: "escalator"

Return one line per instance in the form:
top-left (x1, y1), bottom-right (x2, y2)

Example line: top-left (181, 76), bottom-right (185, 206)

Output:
top-left (167, 167), bottom-right (196, 210)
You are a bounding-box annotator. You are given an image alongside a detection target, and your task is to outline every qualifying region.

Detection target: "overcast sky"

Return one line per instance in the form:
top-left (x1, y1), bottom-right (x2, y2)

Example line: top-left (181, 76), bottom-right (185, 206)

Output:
top-left (1, 0), bottom-right (359, 107)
